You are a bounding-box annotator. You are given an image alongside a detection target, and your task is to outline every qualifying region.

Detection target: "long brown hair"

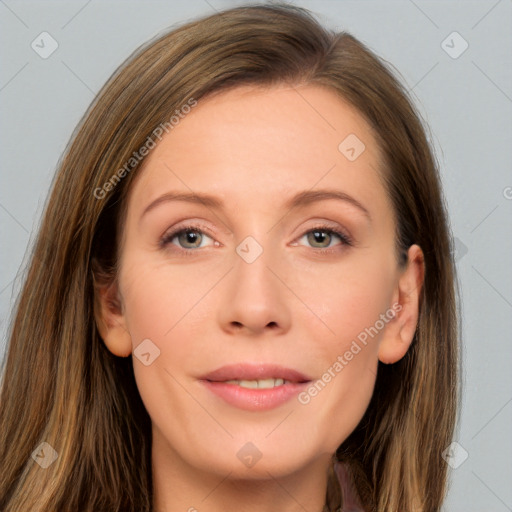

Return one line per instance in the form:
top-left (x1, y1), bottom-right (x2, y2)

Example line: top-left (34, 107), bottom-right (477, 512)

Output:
top-left (0, 4), bottom-right (459, 511)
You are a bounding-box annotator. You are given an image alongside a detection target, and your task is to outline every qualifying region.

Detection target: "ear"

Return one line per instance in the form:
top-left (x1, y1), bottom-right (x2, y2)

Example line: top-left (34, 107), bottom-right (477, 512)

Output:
top-left (94, 279), bottom-right (133, 357)
top-left (378, 244), bottom-right (425, 364)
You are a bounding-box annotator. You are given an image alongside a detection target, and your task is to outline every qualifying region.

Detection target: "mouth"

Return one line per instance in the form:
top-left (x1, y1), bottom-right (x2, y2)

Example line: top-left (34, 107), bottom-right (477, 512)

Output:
top-left (199, 363), bottom-right (312, 411)
top-left (222, 378), bottom-right (294, 389)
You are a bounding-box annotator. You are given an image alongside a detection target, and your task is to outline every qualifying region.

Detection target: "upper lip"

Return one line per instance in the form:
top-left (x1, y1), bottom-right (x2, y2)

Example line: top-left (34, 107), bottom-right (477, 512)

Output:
top-left (200, 363), bottom-right (312, 383)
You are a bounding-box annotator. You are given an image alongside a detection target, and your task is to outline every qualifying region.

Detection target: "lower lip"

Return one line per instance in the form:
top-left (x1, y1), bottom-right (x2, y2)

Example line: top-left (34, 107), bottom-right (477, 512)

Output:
top-left (201, 380), bottom-right (310, 411)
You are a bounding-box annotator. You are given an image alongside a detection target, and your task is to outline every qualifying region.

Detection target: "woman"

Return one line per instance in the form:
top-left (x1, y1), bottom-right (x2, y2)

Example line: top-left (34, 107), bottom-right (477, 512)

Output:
top-left (0, 4), bottom-right (459, 511)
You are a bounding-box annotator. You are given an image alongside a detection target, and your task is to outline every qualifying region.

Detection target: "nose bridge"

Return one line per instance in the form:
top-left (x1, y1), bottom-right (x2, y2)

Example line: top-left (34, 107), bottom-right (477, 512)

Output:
top-left (232, 232), bottom-right (279, 299)
top-left (235, 234), bottom-right (266, 266)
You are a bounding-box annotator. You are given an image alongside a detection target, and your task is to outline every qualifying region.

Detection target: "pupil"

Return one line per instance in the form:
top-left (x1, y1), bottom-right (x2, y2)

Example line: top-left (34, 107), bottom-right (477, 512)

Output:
top-left (310, 230), bottom-right (329, 247)
top-left (183, 230), bottom-right (200, 246)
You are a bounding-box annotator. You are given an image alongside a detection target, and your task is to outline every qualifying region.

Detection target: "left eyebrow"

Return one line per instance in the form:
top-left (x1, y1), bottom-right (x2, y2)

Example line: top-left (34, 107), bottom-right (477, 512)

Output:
top-left (283, 189), bottom-right (371, 222)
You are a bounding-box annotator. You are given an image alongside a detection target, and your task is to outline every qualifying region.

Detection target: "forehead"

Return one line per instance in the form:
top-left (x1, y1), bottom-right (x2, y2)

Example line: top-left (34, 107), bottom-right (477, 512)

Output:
top-left (126, 84), bottom-right (389, 220)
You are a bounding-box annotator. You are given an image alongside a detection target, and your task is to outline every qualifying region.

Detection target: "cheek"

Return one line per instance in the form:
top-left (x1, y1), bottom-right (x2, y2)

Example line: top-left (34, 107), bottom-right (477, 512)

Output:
top-left (120, 262), bottom-right (207, 434)
top-left (119, 253), bottom-right (217, 343)
top-left (292, 249), bottom-right (396, 354)
top-left (290, 253), bottom-right (395, 445)
top-left (119, 256), bottom-right (222, 396)
top-left (325, 280), bottom-right (392, 356)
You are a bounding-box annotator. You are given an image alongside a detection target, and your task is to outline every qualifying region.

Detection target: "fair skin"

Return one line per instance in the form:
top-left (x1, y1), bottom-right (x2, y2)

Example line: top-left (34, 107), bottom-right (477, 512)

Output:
top-left (96, 84), bottom-right (424, 512)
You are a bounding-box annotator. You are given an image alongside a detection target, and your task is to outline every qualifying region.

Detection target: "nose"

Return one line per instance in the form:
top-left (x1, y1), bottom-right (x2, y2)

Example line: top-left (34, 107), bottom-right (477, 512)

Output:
top-left (217, 240), bottom-right (292, 337)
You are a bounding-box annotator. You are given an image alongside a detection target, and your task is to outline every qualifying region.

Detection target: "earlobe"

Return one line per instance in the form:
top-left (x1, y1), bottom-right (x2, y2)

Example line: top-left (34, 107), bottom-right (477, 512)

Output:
top-left (94, 280), bottom-right (133, 358)
top-left (378, 244), bottom-right (425, 364)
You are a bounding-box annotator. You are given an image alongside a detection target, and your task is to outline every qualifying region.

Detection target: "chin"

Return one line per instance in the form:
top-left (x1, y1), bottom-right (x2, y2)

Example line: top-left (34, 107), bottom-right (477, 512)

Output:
top-left (202, 440), bottom-right (327, 481)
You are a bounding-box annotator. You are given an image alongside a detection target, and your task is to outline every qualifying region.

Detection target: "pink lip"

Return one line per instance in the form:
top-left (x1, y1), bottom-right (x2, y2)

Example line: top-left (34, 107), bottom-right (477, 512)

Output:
top-left (200, 363), bottom-right (312, 383)
top-left (199, 363), bottom-right (312, 412)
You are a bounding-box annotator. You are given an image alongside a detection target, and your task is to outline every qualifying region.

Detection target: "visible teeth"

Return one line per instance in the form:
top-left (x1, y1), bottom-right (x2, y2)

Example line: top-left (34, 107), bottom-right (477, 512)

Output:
top-left (239, 379), bottom-right (259, 389)
top-left (224, 378), bottom-right (288, 389)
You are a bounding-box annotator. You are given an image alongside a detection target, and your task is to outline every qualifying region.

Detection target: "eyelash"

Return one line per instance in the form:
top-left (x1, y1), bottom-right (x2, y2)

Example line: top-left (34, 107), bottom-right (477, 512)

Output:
top-left (159, 222), bottom-right (353, 256)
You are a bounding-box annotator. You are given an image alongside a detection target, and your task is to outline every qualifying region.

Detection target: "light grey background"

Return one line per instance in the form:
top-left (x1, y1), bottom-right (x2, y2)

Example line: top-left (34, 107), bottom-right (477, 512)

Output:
top-left (1, 1), bottom-right (511, 510)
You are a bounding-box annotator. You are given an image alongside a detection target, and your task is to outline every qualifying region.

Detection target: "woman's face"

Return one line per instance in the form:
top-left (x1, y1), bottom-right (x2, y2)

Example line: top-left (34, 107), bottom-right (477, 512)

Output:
top-left (102, 84), bottom-right (419, 481)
